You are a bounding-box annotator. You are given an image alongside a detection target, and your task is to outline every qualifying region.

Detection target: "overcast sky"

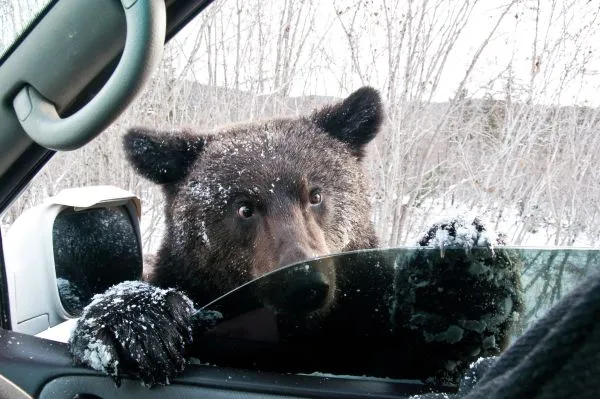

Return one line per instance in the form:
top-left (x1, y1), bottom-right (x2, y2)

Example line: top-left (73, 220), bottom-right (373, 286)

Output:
top-left (3, 0), bottom-right (599, 106)
top-left (170, 0), bottom-right (600, 106)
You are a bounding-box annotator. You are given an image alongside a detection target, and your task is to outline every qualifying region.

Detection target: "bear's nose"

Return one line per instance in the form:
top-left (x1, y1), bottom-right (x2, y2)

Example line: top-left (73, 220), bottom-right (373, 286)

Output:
top-left (282, 269), bottom-right (331, 313)
top-left (278, 245), bottom-right (317, 268)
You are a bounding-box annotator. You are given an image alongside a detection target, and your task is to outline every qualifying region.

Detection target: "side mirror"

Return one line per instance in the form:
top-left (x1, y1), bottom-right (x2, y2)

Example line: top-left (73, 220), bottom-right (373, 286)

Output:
top-left (3, 185), bottom-right (143, 335)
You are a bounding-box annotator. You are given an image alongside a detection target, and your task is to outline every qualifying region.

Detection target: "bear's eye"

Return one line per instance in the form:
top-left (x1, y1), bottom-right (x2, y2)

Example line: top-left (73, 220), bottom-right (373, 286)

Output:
top-left (237, 204), bottom-right (254, 219)
top-left (309, 189), bottom-right (322, 205)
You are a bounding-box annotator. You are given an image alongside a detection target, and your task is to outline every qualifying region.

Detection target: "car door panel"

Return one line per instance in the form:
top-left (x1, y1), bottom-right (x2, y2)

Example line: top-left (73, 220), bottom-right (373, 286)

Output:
top-left (0, 328), bottom-right (436, 399)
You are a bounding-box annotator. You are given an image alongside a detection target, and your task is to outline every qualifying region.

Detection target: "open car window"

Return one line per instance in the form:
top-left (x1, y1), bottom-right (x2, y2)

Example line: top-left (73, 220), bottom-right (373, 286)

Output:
top-left (5, 0), bottom-right (600, 249)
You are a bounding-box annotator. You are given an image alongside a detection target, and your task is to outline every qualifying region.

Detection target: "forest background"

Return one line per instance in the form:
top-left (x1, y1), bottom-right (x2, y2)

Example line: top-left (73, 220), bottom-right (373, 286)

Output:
top-left (3, 0), bottom-right (600, 330)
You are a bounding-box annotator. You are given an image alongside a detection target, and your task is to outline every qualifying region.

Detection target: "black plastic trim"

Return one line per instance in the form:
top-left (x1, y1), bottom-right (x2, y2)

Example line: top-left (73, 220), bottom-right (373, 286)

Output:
top-left (165, 0), bottom-right (215, 41)
top-left (0, 329), bottom-right (453, 399)
top-left (0, 145), bottom-right (55, 218)
top-left (39, 375), bottom-right (299, 399)
top-left (177, 365), bottom-right (452, 398)
top-left (0, 234), bottom-right (12, 330)
top-left (0, 329), bottom-right (99, 397)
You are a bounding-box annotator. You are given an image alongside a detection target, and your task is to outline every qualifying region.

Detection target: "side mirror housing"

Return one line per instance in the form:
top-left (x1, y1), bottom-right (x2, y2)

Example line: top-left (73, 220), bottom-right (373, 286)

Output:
top-left (3, 185), bottom-right (143, 335)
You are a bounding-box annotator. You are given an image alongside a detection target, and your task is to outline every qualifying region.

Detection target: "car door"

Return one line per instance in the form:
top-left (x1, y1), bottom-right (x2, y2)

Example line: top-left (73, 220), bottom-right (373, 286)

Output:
top-left (0, 1), bottom-right (447, 398)
top-left (2, 1), bottom-right (599, 398)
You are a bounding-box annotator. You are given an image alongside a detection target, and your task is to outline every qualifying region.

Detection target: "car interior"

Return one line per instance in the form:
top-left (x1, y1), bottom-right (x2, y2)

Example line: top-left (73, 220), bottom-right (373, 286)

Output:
top-left (0, 0), bottom-right (598, 398)
top-left (0, 0), bottom-right (460, 398)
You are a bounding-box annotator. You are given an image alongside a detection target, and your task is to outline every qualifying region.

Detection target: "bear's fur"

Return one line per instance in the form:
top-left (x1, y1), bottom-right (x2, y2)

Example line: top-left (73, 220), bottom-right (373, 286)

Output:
top-left (122, 86), bottom-right (382, 308)
top-left (68, 87), bottom-right (524, 389)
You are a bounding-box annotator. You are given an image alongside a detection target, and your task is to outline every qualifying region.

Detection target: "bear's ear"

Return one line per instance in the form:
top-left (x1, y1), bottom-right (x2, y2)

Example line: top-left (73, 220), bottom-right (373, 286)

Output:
top-left (122, 127), bottom-right (206, 184)
top-left (311, 86), bottom-right (384, 156)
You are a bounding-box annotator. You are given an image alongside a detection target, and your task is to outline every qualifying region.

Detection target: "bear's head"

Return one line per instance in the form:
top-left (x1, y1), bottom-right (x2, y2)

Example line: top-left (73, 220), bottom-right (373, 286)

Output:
top-left (123, 86), bottom-right (385, 311)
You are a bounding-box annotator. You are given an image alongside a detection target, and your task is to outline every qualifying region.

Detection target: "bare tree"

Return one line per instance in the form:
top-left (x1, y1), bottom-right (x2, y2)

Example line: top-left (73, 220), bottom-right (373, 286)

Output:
top-left (4, 0), bottom-right (600, 256)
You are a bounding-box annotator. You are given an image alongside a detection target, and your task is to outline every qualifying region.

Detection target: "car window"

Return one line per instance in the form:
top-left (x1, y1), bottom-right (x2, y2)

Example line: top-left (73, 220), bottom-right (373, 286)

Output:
top-left (0, 0), bottom-right (54, 58)
top-left (191, 246), bottom-right (598, 380)
top-left (2, 0), bottom-right (600, 384)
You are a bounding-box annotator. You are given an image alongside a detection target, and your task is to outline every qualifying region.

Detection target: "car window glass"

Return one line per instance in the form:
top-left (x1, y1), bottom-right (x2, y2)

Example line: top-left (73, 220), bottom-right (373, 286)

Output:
top-left (192, 247), bottom-right (599, 380)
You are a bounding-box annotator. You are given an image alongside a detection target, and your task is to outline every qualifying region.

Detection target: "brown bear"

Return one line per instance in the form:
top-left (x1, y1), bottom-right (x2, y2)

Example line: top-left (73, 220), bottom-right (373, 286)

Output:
top-left (67, 87), bottom-right (523, 389)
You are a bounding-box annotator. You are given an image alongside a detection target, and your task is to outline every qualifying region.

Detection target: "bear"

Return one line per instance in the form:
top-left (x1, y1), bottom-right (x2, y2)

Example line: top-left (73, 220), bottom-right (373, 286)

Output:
top-left (67, 86), bottom-right (524, 389)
